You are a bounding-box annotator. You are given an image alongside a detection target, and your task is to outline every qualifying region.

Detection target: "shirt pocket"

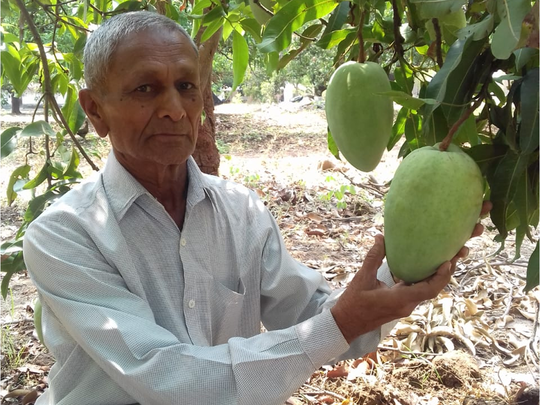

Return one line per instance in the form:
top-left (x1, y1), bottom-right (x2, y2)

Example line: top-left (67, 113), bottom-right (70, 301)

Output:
top-left (209, 277), bottom-right (246, 345)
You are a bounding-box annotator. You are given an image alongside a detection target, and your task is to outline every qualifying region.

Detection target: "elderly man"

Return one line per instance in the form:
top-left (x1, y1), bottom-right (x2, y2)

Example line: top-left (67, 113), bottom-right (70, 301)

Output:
top-left (23, 11), bottom-right (489, 405)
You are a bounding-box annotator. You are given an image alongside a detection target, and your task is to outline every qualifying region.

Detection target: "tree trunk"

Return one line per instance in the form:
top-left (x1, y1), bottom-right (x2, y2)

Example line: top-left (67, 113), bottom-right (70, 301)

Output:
top-left (11, 95), bottom-right (21, 114)
top-left (192, 28), bottom-right (222, 176)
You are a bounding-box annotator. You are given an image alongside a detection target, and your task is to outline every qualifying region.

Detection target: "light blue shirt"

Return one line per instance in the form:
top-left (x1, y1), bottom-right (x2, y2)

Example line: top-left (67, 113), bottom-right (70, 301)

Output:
top-left (24, 153), bottom-right (396, 405)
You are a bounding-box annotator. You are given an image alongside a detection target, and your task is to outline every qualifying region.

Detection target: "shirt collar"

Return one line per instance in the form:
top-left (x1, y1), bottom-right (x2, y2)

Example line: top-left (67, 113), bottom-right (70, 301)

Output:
top-left (102, 151), bottom-right (210, 221)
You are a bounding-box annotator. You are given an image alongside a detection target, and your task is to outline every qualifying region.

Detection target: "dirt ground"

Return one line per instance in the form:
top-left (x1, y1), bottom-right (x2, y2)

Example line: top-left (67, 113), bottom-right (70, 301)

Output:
top-left (0, 101), bottom-right (539, 404)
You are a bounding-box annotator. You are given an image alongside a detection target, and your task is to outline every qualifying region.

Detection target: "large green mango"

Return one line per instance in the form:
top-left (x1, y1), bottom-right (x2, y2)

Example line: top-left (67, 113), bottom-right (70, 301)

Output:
top-left (384, 143), bottom-right (484, 283)
top-left (325, 61), bottom-right (393, 172)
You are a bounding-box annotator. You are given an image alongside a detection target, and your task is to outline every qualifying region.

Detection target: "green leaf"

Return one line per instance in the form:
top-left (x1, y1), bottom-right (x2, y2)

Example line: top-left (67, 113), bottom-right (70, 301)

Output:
top-left (320, 1), bottom-right (349, 38)
top-left (20, 121), bottom-right (56, 138)
top-left (7, 165), bottom-right (30, 205)
top-left (424, 35), bottom-right (473, 106)
top-left (409, 0), bottom-right (466, 19)
top-left (278, 24), bottom-right (323, 70)
top-left (457, 14), bottom-right (494, 41)
top-left (388, 106), bottom-right (408, 150)
top-left (514, 168), bottom-right (537, 241)
top-left (394, 63), bottom-right (414, 95)
top-left (524, 241), bottom-right (539, 292)
top-left (487, 150), bottom-right (529, 239)
top-left (24, 190), bottom-right (59, 222)
top-left (0, 239), bottom-right (24, 255)
top-left (1, 254), bottom-right (26, 299)
top-left (1, 127), bottom-right (20, 158)
top-left (514, 48), bottom-right (538, 71)
top-left (491, 0), bottom-right (531, 60)
top-left (202, 5), bottom-right (226, 24)
top-left (201, 17), bottom-right (225, 42)
top-left (61, 86), bottom-right (86, 134)
top-left (327, 129), bottom-right (340, 160)
top-left (404, 113), bottom-right (423, 150)
top-left (519, 68), bottom-right (539, 154)
top-left (316, 27), bottom-right (356, 49)
top-left (232, 31), bottom-right (249, 91)
top-left (465, 143), bottom-right (509, 174)
top-left (23, 162), bottom-right (50, 190)
top-left (63, 148), bottom-right (82, 179)
top-left (258, 0), bottom-right (339, 53)
top-left (378, 91), bottom-right (436, 111)
top-left (240, 18), bottom-right (263, 42)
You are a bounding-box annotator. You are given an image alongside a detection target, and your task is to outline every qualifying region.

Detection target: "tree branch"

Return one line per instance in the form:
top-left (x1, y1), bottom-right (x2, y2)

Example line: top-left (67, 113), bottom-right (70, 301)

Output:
top-left (357, 9), bottom-right (366, 63)
top-left (391, 0), bottom-right (404, 59)
top-left (432, 18), bottom-right (443, 68)
top-left (16, 0), bottom-right (99, 171)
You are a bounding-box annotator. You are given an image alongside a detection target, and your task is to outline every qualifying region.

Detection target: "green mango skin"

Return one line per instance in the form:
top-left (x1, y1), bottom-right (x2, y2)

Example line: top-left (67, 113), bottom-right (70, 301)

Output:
top-left (384, 143), bottom-right (484, 283)
top-left (325, 61), bottom-right (393, 172)
top-left (248, 0), bottom-right (275, 25)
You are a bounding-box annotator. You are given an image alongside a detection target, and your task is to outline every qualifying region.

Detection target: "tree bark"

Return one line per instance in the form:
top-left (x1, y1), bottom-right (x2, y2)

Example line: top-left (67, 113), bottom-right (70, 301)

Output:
top-left (193, 28), bottom-right (222, 176)
top-left (11, 95), bottom-right (21, 114)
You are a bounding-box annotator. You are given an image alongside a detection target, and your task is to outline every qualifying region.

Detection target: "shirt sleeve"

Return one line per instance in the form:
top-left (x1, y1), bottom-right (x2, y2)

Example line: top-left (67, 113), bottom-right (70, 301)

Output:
top-left (24, 215), bottom-right (351, 405)
top-left (257, 208), bottom-right (397, 363)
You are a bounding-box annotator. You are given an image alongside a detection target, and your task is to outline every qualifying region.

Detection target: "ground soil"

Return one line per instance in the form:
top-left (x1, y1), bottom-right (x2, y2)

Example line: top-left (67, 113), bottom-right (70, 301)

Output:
top-left (0, 101), bottom-right (539, 405)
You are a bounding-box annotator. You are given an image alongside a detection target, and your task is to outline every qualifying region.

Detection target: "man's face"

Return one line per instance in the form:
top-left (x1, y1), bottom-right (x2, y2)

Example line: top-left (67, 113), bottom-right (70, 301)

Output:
top-left (92, 29), bottom-right (203, 169)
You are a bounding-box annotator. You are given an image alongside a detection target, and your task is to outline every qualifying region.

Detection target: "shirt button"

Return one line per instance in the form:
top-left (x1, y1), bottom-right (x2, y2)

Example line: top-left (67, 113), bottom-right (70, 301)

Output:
top-left (180, 238), bottom-right (187, 247)
top-left (188, 299), bottom-right (196, 309)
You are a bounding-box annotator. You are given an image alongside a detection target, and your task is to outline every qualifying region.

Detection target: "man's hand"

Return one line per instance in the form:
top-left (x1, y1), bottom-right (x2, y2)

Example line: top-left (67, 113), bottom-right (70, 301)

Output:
top-left (330, 200), bottom-right (492, 344)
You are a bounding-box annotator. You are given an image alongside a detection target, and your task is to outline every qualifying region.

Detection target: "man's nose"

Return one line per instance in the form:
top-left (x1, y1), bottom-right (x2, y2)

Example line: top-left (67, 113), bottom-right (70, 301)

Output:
top-left (157, 88), bottom-right (186, 121)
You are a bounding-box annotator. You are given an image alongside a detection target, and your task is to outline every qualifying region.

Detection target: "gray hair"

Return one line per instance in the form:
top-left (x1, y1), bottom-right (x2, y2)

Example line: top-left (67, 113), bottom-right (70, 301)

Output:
top-left (83, 11), bottom-right (198, 90)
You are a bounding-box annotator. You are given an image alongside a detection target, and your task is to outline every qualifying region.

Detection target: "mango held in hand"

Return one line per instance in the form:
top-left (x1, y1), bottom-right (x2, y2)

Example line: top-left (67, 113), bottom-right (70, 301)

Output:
top-left (384, 143), bottom-right (484, 283)
top-left (325, 61), bottom-right (393, 172)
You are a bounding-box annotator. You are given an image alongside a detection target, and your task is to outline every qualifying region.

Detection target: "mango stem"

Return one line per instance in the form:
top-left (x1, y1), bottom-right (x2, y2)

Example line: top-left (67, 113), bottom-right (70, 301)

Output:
top-left (439, 97), bottom-right (484, 152)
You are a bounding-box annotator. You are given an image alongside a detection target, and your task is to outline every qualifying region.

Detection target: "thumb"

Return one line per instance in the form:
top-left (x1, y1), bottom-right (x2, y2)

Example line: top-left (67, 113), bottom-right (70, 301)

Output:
top-left (360, 234), bottom-right (386, 277)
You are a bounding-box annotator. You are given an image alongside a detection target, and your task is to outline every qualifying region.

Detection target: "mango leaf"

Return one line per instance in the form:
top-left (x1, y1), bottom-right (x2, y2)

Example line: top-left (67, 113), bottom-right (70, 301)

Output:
top-left (487, 150), bottom-right (529, 239)
top-left (409, 0), bottom-right (466, 20)
top-left (278, 24), bottom-right (323, 70)
top-left (404, 112), bottom-right (423, 150)
top-left (201, 17), bottom-right (225, 42)
top-left (1, 254), bottom-right (26, 299)
top-left (440, 39), bottom-right (487, 124)
top-left (465, 143), bottom-right (508, 174)
top-left (519, 68), bottom-right (539, 154)
top-left (202, 5), bottom-right (226, 24)
top-left (377, 91), bottom-right (436, 111)
top-left (0, 239), bottom-right (23, 255)
top-left (7, 165), bottom-right (30, 205)
top-left (514, 48), bottom-right (538, 71)
top-left (23, 162), bottom-right (50, 190)
top-left (63, 148), bottom-right (82, 179)
top-left (241, 18), bottom-right (263, 42)
top-left (422, 107), bottom-right (448, 145)
top-left (514, 168), bottom-right (537, 241)
top-left (20, 121), bottom-right (56, 138)
top-left (327, 129), bottom-right (340, 160)
top-left (317, 27), bottom-right (356, 49)
top-left (24, 190), bottom-right (60, 222)
top-left (320, 1), bottom-right (349, 39)
top-left (388, 106), bottom-right (408, 150)
top-left (258, 0), bottom-right (339, 53)
top-left (491, 0), bottom-right (531, 60)
top-left (524, 241), bottom-right (539, 292)
top-left (457, 14), bottom-right (494, 41)
top-left (62, 87), bottom-right (87, 134)
top-left (1, 127), bottom-right (20, 158)
top-left (232, 31), bottom-right (249, 91)
top-left (394, 63), bottom-right (414, 95)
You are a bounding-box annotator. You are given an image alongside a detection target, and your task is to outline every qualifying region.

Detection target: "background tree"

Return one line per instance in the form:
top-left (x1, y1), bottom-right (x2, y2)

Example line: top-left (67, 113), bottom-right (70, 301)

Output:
top-left (1, 0), bottom-right (538, 295)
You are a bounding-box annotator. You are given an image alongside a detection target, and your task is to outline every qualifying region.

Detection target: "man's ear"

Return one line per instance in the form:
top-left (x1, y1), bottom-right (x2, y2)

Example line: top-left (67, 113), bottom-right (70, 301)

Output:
top-left (79, 89), bottom-right (109, 138)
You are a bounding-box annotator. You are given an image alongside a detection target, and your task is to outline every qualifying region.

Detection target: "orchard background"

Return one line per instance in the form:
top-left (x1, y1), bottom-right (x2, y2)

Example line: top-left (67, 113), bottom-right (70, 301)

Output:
top-left (1, 0), bottom-right (539, 403)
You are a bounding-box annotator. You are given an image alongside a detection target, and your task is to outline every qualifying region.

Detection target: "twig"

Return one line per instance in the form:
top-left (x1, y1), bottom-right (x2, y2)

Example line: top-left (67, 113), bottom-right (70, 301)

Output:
top-left (391, 0), bottom-right (404, 59)
top-left (357, 8), bottom-right (366, 63)
top-left (432, 18), bottom-right (443, 68)
top-left (252, 0), bottom-right (273, 18)
top-left (1, 318), bottom-right (34, 326)
top-left (16, 0), bottom-right (99, 172)
top-left (438, 96), bottom-right (484, 151)
top-left (301, 384), bottom-right (346, 401)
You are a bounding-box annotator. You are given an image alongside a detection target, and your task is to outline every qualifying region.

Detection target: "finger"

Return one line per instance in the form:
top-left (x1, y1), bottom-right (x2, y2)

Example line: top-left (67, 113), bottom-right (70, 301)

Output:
top-left (405, 261), bottom-right (452, 302)
top-left (362, 234), bottom-right (385, 274)
top-left (480, 201), bottom-right (492, 217)
top-left (471, 222), bottom-right (484, 238)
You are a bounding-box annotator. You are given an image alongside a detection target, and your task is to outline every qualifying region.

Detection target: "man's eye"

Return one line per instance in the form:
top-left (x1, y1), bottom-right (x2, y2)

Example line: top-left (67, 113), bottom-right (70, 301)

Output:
top-left (178, 83), bottom-right (194, 90)
top-left (135, 85), bottom-right (152, 93)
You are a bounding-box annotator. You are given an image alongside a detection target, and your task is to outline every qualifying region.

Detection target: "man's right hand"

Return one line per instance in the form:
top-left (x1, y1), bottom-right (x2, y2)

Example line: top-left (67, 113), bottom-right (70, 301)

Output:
top-left (330, 234), bottom-right (453, 343)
